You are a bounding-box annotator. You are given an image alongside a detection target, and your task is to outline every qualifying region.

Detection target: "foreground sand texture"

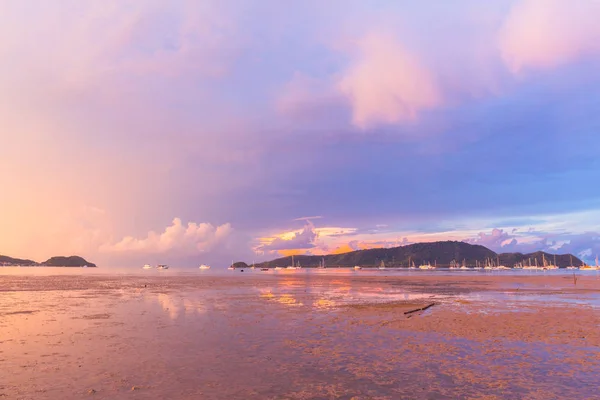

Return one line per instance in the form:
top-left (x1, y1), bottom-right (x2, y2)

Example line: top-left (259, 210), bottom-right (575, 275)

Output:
top-left (1, 272), bottom-right (599, 399)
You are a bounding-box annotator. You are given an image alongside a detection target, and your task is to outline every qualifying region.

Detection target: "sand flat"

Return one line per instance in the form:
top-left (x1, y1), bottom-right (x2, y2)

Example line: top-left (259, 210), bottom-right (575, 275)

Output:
top-left (1, 271), bottom-right (599, 399)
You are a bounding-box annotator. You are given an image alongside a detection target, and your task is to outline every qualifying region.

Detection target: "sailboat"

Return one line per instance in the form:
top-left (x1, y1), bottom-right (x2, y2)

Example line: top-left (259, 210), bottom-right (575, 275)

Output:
top-left (580, 256), bottom-right (599, 270)
top-left (317, 257), bottom-right (326, 269)
top-left (408, 257), bottom-right (416, 269)
top-left (199, 264), bottom-right (211, 270)
top-left (419, 261), bottom-right (434, 270)
top-left (287, 255), bottom-right (297, 269)
top-left (378, 260), bottom-right (386, 270)
top-left (459, 259), bottom-right (469, 270)
top-left (157, 264), bottom-right (169, 270)
top-left (143, 264), bottom-right (153, 269)
top-left (545, 254), bottom-right (559, 270)
top-left (228, 260), bottom-right (235, 270)
top-left (354, 265), bottom-right (362, 270)
top-left (566, 255), bottom-right (577, 270)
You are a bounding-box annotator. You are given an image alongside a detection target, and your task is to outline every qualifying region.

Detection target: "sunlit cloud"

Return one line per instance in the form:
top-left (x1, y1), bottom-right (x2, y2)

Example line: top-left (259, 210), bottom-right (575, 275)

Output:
top-left (101, 218), bottom-right (232, 255)
top-left (339, 32), bottom-right (442, 128)
top-left (499, 0), bottom-right (600, 73)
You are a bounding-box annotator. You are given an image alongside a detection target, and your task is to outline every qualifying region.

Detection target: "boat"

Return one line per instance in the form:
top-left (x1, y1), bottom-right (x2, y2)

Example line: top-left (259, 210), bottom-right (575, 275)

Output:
top-left (419, 263), bottom-right (435, 270)
top-left (580, 256), bottom-right (599, 270)
top-left (199, 264), bottom-right (211, 270)
top-left (287, 255), bottom-right (297, 269)
top-left (228, 259), bottom-right (235, 270)
top-left (260, 268), bottom-right (269, 271)
top-left (157, 264), bottom-right (169, 270)
top-left (354, 265), bottom-right (362, 270)
top-left (143, 264), bottom-right (153, 269)
top-left (566, 256), bottom-right (577, 270)
top-left (274, 266), bottom-right (283, 270)
top-left (317, 258), bottom-right (326, 269)
top-left (378, 260), bottom-right (386, 270)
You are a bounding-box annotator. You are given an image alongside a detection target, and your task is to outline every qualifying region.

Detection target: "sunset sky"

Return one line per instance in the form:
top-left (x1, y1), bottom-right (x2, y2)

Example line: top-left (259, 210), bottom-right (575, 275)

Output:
top-left (1, 0), bottom-right (599, 267)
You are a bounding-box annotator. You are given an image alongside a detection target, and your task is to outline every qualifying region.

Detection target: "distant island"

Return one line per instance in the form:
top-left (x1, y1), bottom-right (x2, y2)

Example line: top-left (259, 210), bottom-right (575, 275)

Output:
top-left (0, 254), bottom-right (97, 267)
top-left (251, 241), bottom-right (583, 269)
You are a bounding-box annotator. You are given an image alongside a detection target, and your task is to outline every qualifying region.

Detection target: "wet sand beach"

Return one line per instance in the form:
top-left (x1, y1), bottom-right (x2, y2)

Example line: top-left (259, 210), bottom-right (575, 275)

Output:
top-left (1, 270), bottom-right (599, 399)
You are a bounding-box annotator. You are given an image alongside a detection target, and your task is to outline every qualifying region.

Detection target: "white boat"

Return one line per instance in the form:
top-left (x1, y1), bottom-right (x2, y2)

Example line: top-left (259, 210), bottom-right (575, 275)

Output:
top-left (199, 264), bottom-right (211, 270)
top-left (317, 258), bottom-right (326, 269)
top-left (354, 265), bottom-right (362, 270)
top-left (419, 263), bottom-right (435, 270)
top-left (287, 255), bottom-right (299, 269)
top-left (378, 260), bottom-right (386, 270)
top-left (580, 256), bottom-right (600, 270)
top-left (157, 264), bottom-right (169, 270)
top-left (274, 266), bottom-right (283, 270)
top-left (143, 264), bottom-right (153, 269)
top-left (228, 259), bottom-right (235, 270)
top-left (566, 266), bottom-right (578, 270)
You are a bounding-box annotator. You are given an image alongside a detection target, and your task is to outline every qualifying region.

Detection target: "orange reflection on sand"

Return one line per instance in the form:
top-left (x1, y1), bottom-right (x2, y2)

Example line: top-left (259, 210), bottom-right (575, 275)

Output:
top-left (277, 294), bottom-right (302, 306)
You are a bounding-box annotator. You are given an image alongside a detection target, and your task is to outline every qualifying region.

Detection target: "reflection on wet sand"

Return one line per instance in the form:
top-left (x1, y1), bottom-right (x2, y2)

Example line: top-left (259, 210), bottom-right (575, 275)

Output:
top-left (154, 293), bottom-right (206, 319)
top-left (1, 273), bottom-right (599, 399)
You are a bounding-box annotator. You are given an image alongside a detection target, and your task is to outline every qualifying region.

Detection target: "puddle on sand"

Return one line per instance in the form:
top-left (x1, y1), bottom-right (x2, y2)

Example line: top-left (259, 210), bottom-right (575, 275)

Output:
top-left (455, 290), bottom-right (600, 311)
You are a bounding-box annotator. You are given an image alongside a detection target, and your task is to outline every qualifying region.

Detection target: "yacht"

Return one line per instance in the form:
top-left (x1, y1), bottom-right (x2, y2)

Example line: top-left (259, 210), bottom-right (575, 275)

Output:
top-left (378, 260), bottom-right (386, 270)
top-left (274, 266), bottom-right (283, 270)
top-left (286, 256), bottom-right (301, 269)
top-left (566, 256), bottom-right (577, 270)
top-left (580, 256), bottom-right (600, 270)
top-left (199, 264), bottom-right (211, 270)
top-left (354, 265), bottom-right (362, 270)
top-left (419, 263), bottom-right (435, 270)
top-left (143, 264), bottom-right (153, 269)
top-left (317, 258), bottom-right (326, 269)
top-left (157, 264), bottom-right (169, 270)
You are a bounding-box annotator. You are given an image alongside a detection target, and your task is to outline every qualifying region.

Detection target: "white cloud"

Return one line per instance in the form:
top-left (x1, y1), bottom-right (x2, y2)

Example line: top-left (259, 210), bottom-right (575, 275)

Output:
top-left (101, 218), bottom-right (232, 255)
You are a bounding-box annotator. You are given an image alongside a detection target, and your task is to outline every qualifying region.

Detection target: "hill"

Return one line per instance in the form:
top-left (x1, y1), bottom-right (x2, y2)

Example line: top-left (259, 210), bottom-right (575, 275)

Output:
top-left (0, 254), bottom-right (97, 267)
top-left (0, 255), bottom-right (38, 266)
top-left (43, 256), bottom-right (97, 267)
top-left (254, 241), bottom-right (582, 268)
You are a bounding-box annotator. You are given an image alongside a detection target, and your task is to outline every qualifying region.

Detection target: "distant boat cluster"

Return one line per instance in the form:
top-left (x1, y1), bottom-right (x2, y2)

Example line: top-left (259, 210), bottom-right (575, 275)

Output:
top-left (143, 255), bottom-right (600, 271)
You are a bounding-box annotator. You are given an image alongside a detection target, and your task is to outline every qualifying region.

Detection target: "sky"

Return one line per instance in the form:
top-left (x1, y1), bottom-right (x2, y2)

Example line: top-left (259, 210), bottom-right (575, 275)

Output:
top-left (1, 0), bottom-right (600, 267)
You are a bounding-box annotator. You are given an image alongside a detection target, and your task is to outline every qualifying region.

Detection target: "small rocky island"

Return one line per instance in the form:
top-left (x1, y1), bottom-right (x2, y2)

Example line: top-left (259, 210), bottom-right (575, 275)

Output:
top-left (0, 254), bottom-right (97, 267)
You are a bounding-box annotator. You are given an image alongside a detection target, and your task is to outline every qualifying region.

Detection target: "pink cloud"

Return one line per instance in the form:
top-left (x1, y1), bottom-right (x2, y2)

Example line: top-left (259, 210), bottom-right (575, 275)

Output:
top-left (499, 0), bottom-right (600, 73)
top-left (338, 32), bottom-right (442, 129)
